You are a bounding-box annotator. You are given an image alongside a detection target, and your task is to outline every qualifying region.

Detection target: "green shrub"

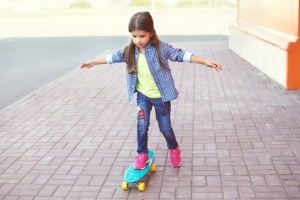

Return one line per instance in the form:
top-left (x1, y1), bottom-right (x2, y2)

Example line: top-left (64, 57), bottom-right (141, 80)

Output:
top-left (70, 1), bottom-right (92, 9)
top-left (131, 0), bottom-right (152, 6)
top-left (177, 0), bottom-right (209, 6)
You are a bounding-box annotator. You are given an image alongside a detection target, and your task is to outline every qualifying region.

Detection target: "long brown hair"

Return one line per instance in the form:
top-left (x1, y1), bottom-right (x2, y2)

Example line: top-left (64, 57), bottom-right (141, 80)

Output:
top-left (122, 11), bottom-right (169, 74)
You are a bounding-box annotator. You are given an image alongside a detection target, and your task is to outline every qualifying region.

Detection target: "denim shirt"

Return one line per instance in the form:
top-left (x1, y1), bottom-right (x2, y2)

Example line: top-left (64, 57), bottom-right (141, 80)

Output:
top-left (106, 41), bottom-right (192, 103)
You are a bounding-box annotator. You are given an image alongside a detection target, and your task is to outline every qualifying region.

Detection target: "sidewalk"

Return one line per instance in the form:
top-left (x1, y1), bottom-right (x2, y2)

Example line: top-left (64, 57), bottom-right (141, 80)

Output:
top-left (0, 39), bottom-right (300, 199)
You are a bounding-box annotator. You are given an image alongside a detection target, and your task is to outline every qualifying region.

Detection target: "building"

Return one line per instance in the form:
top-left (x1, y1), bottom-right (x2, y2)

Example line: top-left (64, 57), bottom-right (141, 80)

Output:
top-left (229, 0), bottom-right (300, 89)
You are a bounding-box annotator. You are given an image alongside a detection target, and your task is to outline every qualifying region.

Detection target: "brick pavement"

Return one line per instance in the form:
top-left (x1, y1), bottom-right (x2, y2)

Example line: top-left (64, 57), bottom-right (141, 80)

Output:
top-left (0, 39), bottom-right (300, 199)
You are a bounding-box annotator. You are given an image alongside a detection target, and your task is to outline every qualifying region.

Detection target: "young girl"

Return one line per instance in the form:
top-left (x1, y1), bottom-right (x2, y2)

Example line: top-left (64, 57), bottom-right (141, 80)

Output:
top-left (80, 11), bottom-right (222, 169)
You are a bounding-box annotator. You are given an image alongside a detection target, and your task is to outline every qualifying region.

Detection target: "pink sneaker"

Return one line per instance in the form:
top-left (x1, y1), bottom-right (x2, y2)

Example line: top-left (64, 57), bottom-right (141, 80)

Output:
top-left (169, 146), bottom-right (181, 168)
top-left (133, 154), bottom-right (149, 170)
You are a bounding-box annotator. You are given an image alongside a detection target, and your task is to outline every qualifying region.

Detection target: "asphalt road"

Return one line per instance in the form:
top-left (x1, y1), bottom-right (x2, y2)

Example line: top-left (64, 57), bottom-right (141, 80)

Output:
top-left (0, 35), bottom-right (227, 110)
top-left (0, 36), bottom-right (129, 110)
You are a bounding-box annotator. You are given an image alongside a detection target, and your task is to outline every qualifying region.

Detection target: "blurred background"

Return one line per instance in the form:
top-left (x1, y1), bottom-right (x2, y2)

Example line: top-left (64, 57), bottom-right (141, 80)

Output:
top-left (0, 0), bottom-right (237, 38)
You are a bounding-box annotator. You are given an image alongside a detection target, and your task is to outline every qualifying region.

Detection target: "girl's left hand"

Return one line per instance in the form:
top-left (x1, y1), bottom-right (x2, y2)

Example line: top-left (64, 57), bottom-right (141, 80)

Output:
top-left (205, 61), bottom-right (222, 71)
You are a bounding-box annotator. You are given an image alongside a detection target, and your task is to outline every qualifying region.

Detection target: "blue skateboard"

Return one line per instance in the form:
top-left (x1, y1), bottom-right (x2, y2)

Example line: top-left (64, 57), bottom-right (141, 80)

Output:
top-left (122, 150), bottom-right (156, 191)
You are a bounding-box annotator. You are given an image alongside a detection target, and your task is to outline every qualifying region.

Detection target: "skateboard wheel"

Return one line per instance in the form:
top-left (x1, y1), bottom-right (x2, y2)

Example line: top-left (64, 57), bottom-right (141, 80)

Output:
top-left (122, 181), bottom-right (128, 190)
top-left (138, 182), bottom-right (146, 191)
top-left (150, 164), bottom-right (156, 172)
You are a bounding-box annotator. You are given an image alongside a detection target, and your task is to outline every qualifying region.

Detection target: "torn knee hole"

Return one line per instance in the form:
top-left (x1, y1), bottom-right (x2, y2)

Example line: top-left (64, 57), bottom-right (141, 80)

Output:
top-left (138, 109), bottom-right (145, 120)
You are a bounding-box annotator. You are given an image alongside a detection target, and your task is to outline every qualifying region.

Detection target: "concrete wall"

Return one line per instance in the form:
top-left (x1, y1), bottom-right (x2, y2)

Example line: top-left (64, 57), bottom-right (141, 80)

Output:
top-left (229, 0), bottom-right (300, 89)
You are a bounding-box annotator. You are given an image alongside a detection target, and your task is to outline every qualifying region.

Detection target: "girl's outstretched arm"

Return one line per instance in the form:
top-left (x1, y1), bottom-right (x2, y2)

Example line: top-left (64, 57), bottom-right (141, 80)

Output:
top-left (80, 56), bottom-right (107, 69)
top-left (190, 54), bottom-right (222, 71)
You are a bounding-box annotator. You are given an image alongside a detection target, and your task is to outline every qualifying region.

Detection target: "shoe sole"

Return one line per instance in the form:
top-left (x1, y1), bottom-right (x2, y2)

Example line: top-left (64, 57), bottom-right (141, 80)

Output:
top-left (171, 162), bottom-right (182, 168)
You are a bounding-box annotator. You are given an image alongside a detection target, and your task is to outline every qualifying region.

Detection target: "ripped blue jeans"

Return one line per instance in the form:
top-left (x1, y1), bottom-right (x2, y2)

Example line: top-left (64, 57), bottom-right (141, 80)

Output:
top-left (136, 92), bottom-right (178, 154)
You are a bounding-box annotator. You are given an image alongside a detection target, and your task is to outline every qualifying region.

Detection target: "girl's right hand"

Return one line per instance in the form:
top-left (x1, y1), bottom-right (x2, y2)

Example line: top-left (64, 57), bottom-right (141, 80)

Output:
top-left (80, 61), bottom-right (95, 69)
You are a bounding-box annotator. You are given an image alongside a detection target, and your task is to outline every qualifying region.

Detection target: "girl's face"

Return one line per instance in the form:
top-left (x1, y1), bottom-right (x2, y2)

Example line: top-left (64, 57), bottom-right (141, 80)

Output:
top-left (130, 30), bottom-right (153, 52)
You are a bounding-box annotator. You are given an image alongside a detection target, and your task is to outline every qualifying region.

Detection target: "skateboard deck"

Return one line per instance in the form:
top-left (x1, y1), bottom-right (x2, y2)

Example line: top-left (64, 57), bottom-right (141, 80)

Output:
top-left (122, 150), bottom-right (155, 191)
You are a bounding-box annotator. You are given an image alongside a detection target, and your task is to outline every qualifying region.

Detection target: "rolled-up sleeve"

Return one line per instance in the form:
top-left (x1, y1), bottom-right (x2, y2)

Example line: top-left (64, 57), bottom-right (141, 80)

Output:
top-left (106, 54), bottom-right (113, 64)
top-left (106, 49), bottom-right (125, 64)
top-left (183, 52), bottom-right (193, 63)
top-left (162, 42), bottom-right (193, 63)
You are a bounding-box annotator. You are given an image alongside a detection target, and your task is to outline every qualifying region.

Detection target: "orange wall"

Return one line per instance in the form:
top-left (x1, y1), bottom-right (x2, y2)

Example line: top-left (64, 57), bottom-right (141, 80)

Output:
top-left (287, 37), bottom-right (300, 89)
top-left (238, 0), bottom-right (299, 36)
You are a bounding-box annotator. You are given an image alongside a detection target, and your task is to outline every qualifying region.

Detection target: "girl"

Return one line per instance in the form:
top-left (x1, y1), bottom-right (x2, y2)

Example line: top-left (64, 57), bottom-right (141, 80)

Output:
top-left (80, 11), bottom-right (222, 169)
